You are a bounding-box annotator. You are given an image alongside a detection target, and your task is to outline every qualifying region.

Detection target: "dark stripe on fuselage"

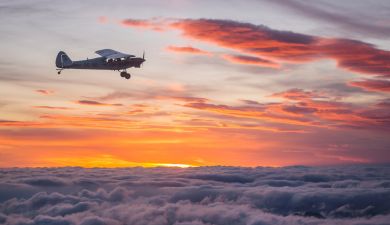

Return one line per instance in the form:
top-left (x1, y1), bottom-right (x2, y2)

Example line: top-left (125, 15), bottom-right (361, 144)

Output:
top-left (64, 57), bottom-right (142, 70)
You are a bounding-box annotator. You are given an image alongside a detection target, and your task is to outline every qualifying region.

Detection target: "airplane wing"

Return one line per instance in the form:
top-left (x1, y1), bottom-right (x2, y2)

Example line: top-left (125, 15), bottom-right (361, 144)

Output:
top-left (95, 49), bottom-right (135, 59)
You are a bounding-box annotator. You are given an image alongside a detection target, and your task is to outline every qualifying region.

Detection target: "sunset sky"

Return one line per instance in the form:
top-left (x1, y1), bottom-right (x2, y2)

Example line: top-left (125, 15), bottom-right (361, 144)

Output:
top-left (0, 0), bottom-right (389, 167)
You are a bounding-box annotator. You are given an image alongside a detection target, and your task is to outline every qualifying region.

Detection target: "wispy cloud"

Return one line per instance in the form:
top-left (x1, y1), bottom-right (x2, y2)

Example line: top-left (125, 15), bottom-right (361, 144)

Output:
top-left (166, 45), bottom-right (211, 55)
top-left (271, 88), bottom-right (327, 100)
top-left (35, 89), bottom-right (54, 95)
top-left (183, 89), bottom-right (390, 131)
top-left (75, 100), bottom-right (123, 107)
top-left (349, 79), bottom-right (390, 93)
top-left (120, 18), bottom-right (166, 31)
top-left (32, 106), bottom-right (72, 110)
top-left (222, 54), bottom-right (279, 68)
top-left (266, 0), bottom-right (390, 39)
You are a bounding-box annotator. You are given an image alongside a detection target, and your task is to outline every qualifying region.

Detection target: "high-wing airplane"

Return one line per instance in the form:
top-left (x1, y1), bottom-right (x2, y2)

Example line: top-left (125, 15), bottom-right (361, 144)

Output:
top-left (55, 49), bottom-right (146, 79)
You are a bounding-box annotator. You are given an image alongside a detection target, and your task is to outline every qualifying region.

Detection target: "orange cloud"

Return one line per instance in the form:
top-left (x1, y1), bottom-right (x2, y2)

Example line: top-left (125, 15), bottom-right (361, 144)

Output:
top-left (121, 19), bottom-right (154, 28)
top-left (33, 106), bottom-right (72, 110)
top-left (182, 89), bottom-right (389, 131)
top-left (2, 86), bottom-right (389, 167)
top-left (184, 102), bottom-right (317, 127)
top-left (121, 18), bottom-right (166, 31)
top-left (166, 45), bottom-right (211, 55)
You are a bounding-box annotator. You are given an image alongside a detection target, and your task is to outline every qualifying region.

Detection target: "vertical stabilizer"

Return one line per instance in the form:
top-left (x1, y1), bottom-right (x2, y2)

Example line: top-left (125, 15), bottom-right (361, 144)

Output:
top-left (56, 51), bottom-right (73, 68)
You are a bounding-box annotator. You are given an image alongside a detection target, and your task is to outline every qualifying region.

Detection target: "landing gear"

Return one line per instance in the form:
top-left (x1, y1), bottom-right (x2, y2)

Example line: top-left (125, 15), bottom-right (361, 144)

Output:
top-left (56, 69), bottom-right (63, 75)
top-left (120, 71), bottom-right (131, 79)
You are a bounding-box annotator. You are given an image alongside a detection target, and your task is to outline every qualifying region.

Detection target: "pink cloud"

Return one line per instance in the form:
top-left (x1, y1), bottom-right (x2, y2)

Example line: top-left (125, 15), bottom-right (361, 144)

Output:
top-left (166, 45), bottom-right (211, 55)
top-left (271, 88), bottom-right (327, 100)
top-left (348, 79), bottom-right (390, 92)
top-left (222, 54), bottom-right (279, 68)
top-left (121, 18), bottom-right (390, 77)
top-left (98, 16), bottom-right (108, 24)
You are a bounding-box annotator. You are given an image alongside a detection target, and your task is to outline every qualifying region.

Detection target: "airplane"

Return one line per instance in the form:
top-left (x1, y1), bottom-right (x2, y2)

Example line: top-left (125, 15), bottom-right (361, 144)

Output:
top-left (55, 49), bottom-right (146, 79)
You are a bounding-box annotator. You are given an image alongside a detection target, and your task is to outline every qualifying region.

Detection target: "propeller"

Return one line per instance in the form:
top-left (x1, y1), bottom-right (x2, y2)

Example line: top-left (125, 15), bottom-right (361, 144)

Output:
top-left (140, 50), bottom-right (146, 67)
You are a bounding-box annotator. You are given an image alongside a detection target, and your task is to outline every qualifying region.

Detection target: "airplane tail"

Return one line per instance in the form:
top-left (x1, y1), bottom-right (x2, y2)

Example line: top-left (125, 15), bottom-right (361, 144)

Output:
top-left (56, 51), bottom-right (73, 68)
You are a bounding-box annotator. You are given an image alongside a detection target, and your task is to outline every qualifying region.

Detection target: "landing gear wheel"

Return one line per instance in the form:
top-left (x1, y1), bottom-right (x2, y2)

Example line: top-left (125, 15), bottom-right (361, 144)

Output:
top-left (57, 71), bottom-right (61, 75)
top-left (120, 71), bottom-right (131, 79)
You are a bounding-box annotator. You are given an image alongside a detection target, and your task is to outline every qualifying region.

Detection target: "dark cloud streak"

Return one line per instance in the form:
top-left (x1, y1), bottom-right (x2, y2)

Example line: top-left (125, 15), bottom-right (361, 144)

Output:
top-left (266, 0), bottom-right (390, 39)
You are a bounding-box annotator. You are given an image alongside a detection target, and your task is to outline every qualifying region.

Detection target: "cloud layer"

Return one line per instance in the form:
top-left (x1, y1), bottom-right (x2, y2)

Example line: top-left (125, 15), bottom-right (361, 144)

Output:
top-left (1, 165), bottom-right (389, 225)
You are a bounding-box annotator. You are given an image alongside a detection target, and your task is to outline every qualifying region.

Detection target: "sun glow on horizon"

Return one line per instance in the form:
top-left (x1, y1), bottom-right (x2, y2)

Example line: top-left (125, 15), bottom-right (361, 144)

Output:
top-left (40, 154), bottom-right (195, 168)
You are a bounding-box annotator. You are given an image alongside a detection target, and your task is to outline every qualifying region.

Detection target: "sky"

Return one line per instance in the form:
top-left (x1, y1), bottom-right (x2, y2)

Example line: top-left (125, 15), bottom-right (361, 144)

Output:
top-left (0, 0), bottom-right (389, 167)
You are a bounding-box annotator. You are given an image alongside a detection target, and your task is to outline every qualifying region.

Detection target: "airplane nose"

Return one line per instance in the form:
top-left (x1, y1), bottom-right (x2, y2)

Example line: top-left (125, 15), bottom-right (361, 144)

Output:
top-left (140, 58), bottom-right (145, 68)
